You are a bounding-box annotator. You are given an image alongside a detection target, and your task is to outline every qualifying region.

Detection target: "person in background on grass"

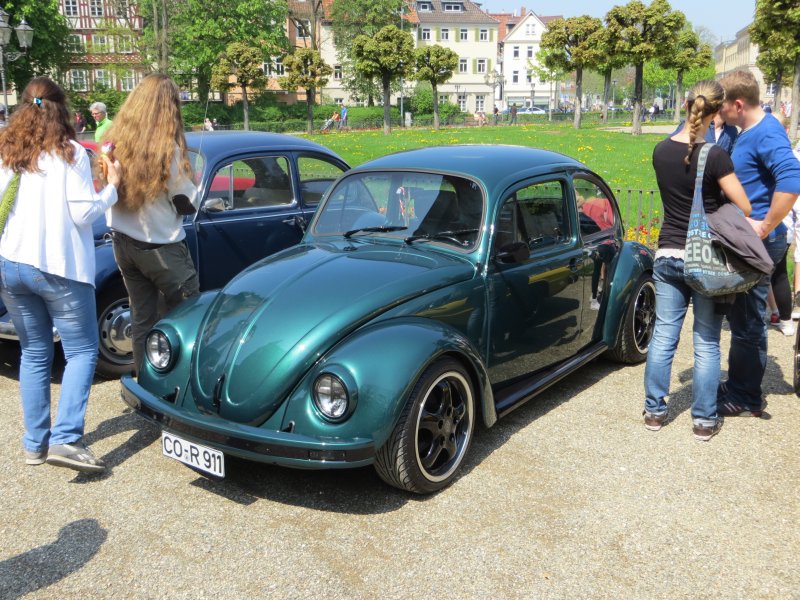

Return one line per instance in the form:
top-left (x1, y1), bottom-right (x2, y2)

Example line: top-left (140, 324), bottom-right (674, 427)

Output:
top-left (644, 79), bottom-right (751, 442)
top-left (104, 74), bottom-right (199, 376)
top-left (74, 110), bottom-right (86, 133)
top-left (493, 104), bottom-right (499, 125)
top-left (0, 78), bottom-right (120, 472)
top-left (339, 105), bottom-right (348, 129)
top-left (90, 101), bottom-right (112, 142)
top-left (717, 70), bottom-right (800, 418)
top-left (509, 104), bottom-right (518, 125)
top-left (203, 117), bottom-right (214, 131)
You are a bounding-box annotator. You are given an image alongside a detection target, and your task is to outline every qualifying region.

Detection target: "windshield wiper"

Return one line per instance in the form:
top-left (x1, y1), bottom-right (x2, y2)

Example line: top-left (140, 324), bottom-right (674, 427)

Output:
top-left (343, 225), bottom-right (407, 238)
top-left (404, 228), bottom-right (479, 245)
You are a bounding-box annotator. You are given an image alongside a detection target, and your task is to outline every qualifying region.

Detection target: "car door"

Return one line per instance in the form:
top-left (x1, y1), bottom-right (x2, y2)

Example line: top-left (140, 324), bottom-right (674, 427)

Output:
top-left (486, 177), bottom-right (589, 386)
top-left (193, 154), bottom-right (305, 290)
top-left (573, 174), bottom-right (622, 349)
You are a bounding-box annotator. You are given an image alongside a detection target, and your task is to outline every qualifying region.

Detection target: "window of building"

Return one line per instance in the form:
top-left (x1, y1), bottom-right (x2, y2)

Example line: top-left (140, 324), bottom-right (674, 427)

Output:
top-left (273, 57), bottom-right (284, 76)
top-left (439, 94), bottom-right (448, 105)
top-left (120, 71), bottom-right (136, 92)
top-left (459, 58), bottom-right (467, 73)
top-left (67, 34), bottom-right (84, 53)
top-left (460, 28), bottom-right (468, 41)
top-left (443, 2), bottom-right (462, 11)
top-left (513, 46), bottom-right (519, 58)
top-left (92, 35), bottom-right (108, 53)
top-left (479, 29), bottom-right (488, 42)
top-left (458, 94), bottom-right (466, 112)
top-left (527, 46), bottom-right (533, 58)
top-left (296, 19), bottom-right (311, 39)
top-left (95, 69), bottom-right (112, 89)
top-left (89, 0), bottom-right (103, 17)
top-left (117, 35), bottom-right (133, 53)
top-left (334, 65), bottom-right (342, 80)
top-left (526, 72), bottom-right (532, 84)
top-left (477, 59), bottom-right (486, 74)
top-left (115, 0), bottom-right (129, 18)
top-left (766, 82), bottom-right (777, 96)
top-left (417, 1), bottom-right (432, 10)
top-left (422, 28), bottom-right (431, 41)
top-left (475, 95), bottom-right (485, 112)
top-left (441, 28), bottom-right (449, 41)
top-left (512, 71), bottom-right (519, 84)
top-left (334, 98), bottom-right (343, 106)
top-left (70, 69), bottom-right (88, 91)
top-left (64, 0), bottom-right (78, 17)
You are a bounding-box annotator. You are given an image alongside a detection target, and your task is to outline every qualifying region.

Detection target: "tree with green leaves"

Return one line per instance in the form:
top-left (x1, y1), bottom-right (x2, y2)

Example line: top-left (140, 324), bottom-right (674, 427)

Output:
top-left (752, 0), bottom-right (800, 139)
top-left (530, 48), bottom-right (566, 121)
top-left (329, 0), bottom-right (404, 105)
top-left (660, 26), bottom-right (712, 122)
top-left (280, 48), bottom-right (332, 134)
top-left (210, 42), bottom-right (268, 131)
top-left (165, 0), bottom-right (287, 103)
top-left (351, 25), bottom-right (414, 135)
top-left (413, 45), bottom-right (458, 130)
top-left (1, 0), bottom-right (71, 97)
top-left (540, 15), bottom-right (604, 129)
top-left (587, 26), bottom-right (628, 124)
top-left (606, 0), bottom-right (686, 135)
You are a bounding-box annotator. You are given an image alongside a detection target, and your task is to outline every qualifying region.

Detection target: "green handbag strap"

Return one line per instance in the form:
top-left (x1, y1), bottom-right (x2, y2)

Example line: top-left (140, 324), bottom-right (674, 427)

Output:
top-left (0, 172), bottom-right (20, 234)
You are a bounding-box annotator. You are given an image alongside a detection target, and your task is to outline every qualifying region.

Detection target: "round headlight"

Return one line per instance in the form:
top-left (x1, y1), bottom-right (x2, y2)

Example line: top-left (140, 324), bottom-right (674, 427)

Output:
top-left (145, 330), bottom-right (172, 371)
top-left (313, 373), bottom-right (349, 421)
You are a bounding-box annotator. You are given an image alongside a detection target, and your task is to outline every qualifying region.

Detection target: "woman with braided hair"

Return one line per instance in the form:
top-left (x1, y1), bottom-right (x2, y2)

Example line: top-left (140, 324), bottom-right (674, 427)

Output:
top-left (0, 77), bottom-right (120, 471)
top-left (642, 79), bottom-right (751, 442)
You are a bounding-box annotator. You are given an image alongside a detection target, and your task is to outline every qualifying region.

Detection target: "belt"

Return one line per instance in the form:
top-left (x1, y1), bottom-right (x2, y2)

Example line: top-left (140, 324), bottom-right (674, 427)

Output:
top-left (110, 230), bottom-right (166, 250)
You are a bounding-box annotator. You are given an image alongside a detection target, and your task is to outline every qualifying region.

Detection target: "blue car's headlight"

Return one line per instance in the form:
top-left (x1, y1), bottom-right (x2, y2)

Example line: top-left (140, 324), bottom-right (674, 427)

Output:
top-left (145, 330), bottom-right (173, 372)
top-left (313, 373), bottom-right (349, 421)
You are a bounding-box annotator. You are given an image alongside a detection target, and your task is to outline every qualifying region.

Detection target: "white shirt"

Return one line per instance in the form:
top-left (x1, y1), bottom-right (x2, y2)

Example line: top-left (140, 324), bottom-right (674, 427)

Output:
top-left (0, 140), bottom-right (118, 286)
top-left (106, 146), bottom-right (198, 244)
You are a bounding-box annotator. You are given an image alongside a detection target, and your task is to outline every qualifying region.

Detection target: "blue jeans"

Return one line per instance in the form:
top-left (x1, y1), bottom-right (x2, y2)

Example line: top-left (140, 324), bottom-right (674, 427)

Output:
top-left (0, 259), bottom-right (98, 452)
top-left (723, 234), bottom-right (787, 408)
top-left (644, 257), bottom-right (723, 425)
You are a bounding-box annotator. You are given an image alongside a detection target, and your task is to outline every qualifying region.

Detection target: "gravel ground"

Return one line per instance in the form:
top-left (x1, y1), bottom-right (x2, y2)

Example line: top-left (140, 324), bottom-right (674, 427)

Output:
top-left (0, 315), bottom-right (798, 599)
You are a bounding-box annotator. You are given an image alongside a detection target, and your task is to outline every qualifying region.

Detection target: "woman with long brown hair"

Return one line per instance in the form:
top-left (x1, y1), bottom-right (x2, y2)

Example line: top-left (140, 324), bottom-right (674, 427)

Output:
top-left (103, 74), bottom-right (199, 374)
top-left (0, 77), bottom-right (120, 472)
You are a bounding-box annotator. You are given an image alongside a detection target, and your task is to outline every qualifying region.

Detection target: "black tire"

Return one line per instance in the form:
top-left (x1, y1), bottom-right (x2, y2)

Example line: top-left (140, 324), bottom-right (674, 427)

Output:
top-left (794, 325), bottom-right (800, 397)
top-left (607, 273), bottom-right (656, 364)
top-left (374, 358), bottom-right (475, 494)
top-left (95, 280), bottom-right (134, 379)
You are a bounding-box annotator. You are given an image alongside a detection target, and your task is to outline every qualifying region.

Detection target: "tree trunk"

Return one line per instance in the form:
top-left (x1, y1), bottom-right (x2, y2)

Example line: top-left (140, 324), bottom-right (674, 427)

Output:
top-left (152, 0), bottom-right (161, 72)
top-left (601, 70), bottom-right (611, 125)
top-left (632, 62), bottom-right (643, 136)
top-left (775, 68), bottom-right (783, 112)
top-left (790, 57), bottom-right (800, 143)
top-left (433, 82), bottom-right (440, 130)
top-left (242, 84), bottom-right (250, 131)
top-left (306, 90), bottom-right (315, 135)
top-left (573, 68), bottom-right (582, 129)
top-left (382, 75), bottom-right (391, 135)
top-left (197, 70), bottom-right (210, 105)
top-left (159, 0), bottom-right (169, 73)
top-left (548, 80), bottom-right (553, 122)
top-left (674, 71), bottom-right (684, 123)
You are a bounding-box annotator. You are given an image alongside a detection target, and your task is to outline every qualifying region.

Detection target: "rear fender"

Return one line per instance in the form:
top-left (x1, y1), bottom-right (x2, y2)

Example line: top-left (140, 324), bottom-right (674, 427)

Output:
top-left (281, 317), bottom-right (496, 451)
top-left (603, 241), bottom-right (654, 346)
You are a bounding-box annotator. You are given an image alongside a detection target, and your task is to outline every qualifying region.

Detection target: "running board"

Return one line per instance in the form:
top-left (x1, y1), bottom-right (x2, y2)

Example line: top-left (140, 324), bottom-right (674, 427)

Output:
top-left (494, 342), bottom-right (608, 418)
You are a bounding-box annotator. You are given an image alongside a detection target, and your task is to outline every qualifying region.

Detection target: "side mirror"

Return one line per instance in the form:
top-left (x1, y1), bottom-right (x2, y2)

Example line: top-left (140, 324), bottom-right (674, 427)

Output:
top-left (495, 241), bottom-right (528, 264)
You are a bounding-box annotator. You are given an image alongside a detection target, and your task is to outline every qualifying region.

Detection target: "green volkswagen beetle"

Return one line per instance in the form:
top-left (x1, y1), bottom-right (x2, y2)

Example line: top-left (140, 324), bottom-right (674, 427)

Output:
top-left (121, 145), bottom-right (655, 494)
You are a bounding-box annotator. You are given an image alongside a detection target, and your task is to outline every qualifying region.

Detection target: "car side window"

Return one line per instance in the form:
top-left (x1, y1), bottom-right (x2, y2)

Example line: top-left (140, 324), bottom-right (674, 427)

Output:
top-left (297, 156), bottom-right (346, 206)
top-left (204, 156), bottom-right (294, 213)
top-left (495, 180), bottom-right (569, 256)
top-left (574, 177), bottom-right (616, 237)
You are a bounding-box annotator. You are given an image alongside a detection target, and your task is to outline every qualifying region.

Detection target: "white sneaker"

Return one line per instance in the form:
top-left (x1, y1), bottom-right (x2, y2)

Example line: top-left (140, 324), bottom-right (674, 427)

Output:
top-left (777, 319), bottom-right (796, 336)
top-left (792, 310), bottom-right (800, 320)
top-left (590, 299), bottom-right (601, 310)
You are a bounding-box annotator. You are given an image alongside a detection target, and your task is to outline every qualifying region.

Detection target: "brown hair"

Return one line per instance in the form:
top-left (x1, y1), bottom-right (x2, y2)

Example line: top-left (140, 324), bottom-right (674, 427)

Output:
top-left (719, 70), bottom-right (760, 108)
top-left (0, 77), bottom-right (76, 173)
top-left (684, 79), bottom-right (725, 166)
top-left (104, 74), bottom-right (191, 212)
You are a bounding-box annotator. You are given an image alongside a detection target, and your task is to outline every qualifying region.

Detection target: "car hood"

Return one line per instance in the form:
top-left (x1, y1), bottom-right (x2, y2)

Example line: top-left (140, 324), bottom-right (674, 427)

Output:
top-left (190, 242), bottom-right (475, 423)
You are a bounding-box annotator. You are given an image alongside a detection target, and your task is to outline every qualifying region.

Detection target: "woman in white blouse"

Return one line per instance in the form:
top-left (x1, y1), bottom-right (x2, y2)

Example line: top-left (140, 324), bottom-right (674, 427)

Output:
top-left (0, 77), bottom-right (120, 473)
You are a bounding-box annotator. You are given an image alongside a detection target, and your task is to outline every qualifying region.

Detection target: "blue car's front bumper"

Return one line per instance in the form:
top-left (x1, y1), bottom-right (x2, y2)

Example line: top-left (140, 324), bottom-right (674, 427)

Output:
top-left (120, 375), bottom-right (375, 469)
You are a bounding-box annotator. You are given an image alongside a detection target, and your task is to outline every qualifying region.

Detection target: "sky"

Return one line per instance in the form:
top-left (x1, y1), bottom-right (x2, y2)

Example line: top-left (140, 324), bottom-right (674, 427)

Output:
top-left (480, 0), bottom-right (757, 45)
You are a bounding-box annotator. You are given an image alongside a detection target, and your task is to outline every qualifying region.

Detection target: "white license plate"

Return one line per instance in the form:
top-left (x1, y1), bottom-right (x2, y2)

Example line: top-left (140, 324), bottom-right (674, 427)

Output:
top-left (162, 431), bottom-right (225, 477)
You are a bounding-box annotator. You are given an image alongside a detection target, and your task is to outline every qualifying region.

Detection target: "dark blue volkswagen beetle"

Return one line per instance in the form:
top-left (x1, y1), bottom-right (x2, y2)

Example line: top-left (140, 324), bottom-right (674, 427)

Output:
top-left (0, 131), bottom-right (349, 377)
top-left (122, 145), bottom-right (655, 493)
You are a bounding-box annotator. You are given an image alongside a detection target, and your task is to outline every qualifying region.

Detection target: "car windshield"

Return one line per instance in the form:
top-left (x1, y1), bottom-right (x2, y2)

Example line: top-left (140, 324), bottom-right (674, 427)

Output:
top-left (313, 171), bottom-right (484, 250)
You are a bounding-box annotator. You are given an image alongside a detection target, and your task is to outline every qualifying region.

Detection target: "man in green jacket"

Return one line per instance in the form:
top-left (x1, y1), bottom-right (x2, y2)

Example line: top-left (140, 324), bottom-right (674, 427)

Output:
top-left (90, 102), bottom-right (112, 142)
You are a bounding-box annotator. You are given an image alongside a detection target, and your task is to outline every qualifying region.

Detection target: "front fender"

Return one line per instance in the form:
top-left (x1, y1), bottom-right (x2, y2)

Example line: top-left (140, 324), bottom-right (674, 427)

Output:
top-left (603, 240), bottom-right (654, 346)
top-left (281, 317), bottom-right (496, 453)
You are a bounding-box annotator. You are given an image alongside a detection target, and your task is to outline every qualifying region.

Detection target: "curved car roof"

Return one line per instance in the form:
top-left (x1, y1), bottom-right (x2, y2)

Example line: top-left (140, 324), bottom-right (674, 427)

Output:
top-left (185, 131), bottom-right (345, 163)
top-left (348, 145), bottom-right (587, 189)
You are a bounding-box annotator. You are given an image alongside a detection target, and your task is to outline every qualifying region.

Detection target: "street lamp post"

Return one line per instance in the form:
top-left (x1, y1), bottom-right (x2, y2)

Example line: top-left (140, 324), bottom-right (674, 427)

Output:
top-left (0, 10), bottom-right (32, 113)
top-left (530, 80), bottom-right (535, 109)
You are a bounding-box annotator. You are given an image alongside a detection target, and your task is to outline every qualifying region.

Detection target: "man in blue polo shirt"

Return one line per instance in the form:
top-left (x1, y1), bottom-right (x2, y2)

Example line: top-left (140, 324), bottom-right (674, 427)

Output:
top-left (718, 70), bottom-right (800, 417)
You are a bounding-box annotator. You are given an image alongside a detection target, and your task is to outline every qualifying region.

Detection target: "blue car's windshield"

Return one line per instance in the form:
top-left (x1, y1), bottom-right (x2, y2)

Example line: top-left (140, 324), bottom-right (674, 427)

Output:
top-left (312, 171), bottom-right (484, 250)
